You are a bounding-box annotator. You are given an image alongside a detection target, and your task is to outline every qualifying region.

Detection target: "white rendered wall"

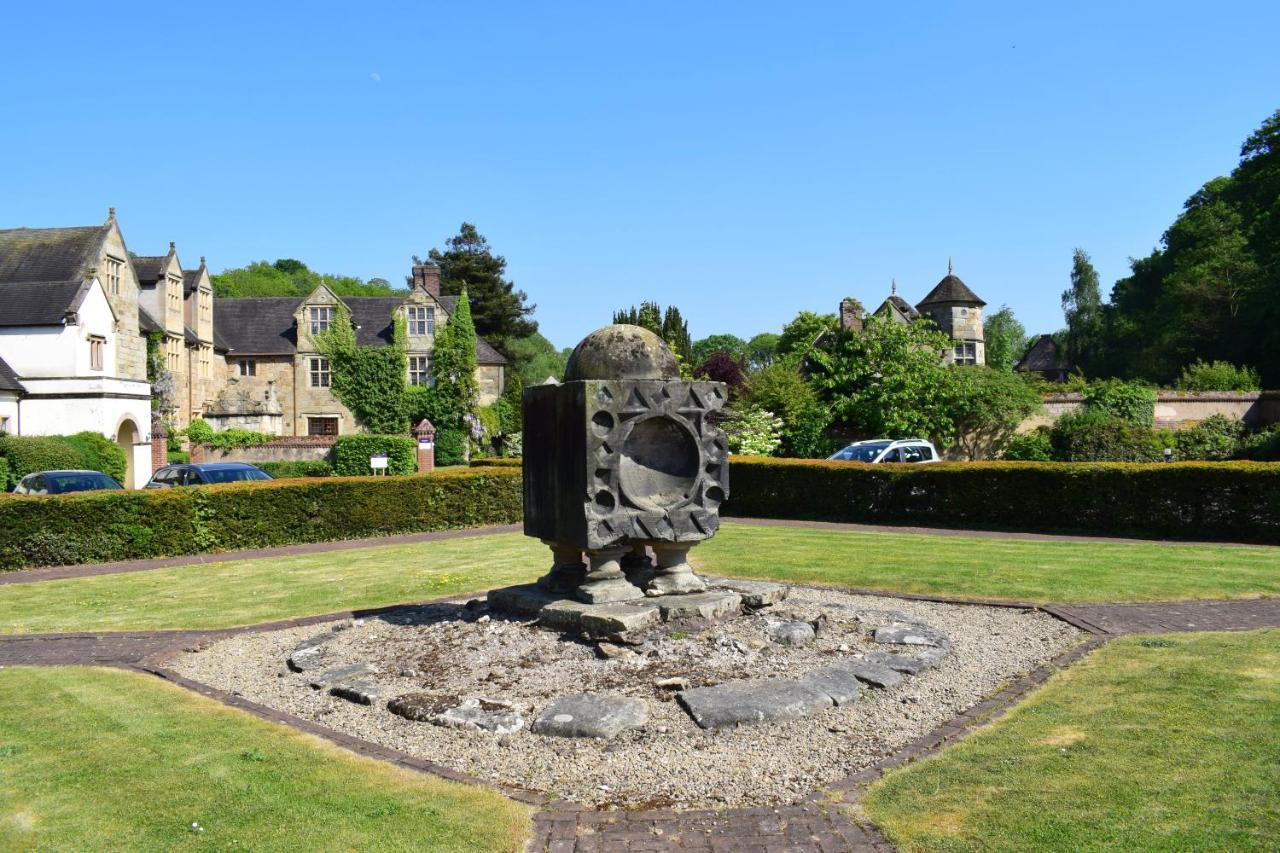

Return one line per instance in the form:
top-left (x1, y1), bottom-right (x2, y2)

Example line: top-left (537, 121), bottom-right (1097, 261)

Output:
top-left (0, 282), bottom-right (118, 378)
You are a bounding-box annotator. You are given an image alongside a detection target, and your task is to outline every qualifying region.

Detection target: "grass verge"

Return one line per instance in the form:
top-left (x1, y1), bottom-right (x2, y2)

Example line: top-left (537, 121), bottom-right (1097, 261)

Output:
top-left (863, 629), bottom-right (1280, 851)
top-left (0, 666), bottom-right (528, 852)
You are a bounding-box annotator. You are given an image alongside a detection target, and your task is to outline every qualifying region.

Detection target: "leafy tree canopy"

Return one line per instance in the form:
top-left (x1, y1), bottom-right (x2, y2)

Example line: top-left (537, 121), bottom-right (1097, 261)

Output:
top-left (777, 311), bottom-right (837, 358)
top-left (505, 332), bottom-right (569, 387)
top-left (984, 306), bottom-right (1027, 372)
top-left (424, 223), bottom-right (537, 355)
top-left (212, 259), bottom-right (403, 298)
top-left (1175, 359), bottom-right (1261, 392)
top-left (613, 302), bottom-right (694, 369)
top-left (692, 334), bottom-right (747, 365)
top-left (746, 333), bottom-right (780, 370)
top-left (693, 351), bottom-right (747, 397)
top-left (945, 366), bottom-right (1043, 460)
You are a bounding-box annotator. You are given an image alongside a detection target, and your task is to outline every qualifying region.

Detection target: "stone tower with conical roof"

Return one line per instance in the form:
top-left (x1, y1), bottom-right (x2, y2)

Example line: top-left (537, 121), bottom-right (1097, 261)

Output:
top-left (915, 260), bottom-right (986, 366)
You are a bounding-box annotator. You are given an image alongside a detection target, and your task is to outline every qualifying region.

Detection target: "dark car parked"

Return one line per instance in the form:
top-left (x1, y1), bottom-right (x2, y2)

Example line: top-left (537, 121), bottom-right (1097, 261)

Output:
top-left (12, 470), bottom-right (124, 495)
top-left (145, 462), bottom-right (274, 488)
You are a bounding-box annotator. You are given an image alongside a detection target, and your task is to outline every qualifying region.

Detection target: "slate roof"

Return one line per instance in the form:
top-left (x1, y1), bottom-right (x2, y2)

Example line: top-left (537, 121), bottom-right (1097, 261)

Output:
top-left (212, 294), bottom-right (507, 364)
top-left (0, 354), bottom-right (23, 393)
top-left (132, 255), bottom-right (166, 284)
top-left (0, 279), bottom-right (90, 326)
top-left (137, 304), bottom-right (164, 334)
top-left (182, 269), bottom-right (202, 296)
top-left (877, 295), bottom-right (920, 322)
top-left (1016, 334), bottom-right (1069, 373)
top-left (0, 224), bottom-right (108, 283)
top-left (916, 273), bottom-right (985, 308)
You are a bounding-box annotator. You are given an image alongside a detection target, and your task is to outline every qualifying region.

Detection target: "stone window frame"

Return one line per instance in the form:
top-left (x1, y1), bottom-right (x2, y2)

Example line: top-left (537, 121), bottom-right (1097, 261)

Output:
top-left (88, 335), bottom-right (106, 371)
top-left (309, 306), bottom-right (334, 336)
top-left (238, 358), bottom-right (256, 377)
top-left (105, 256), bottom-right (123, 296)
top-left (407, 305), bottom-right (435, 336)
top-left (953, 340), bottom-right (978, 366)
top-left (167, 276), bottom-right (183, 320)
top-left (309, 356), bottom-right (331, 388)
top-left (307, 416), bottom-right (339, 436)
top-left (408, 354), bottom-right (432, 386)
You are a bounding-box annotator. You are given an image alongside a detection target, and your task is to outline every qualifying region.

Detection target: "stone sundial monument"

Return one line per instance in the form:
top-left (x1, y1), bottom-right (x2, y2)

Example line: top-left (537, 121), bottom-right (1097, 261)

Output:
top-left (521, 324), bottom-right (731, 602)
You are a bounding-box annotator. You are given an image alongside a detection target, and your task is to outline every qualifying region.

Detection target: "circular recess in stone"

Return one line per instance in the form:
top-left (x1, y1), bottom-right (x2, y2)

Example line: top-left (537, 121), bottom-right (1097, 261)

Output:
top-left (619, 415), bottom-right (701, 511)
top-left (594, 490), bottom-right (616, 512)
top-left (591, 410), bottom-right (614, 436)
top-left (704, 485), bottom-right (726, 507)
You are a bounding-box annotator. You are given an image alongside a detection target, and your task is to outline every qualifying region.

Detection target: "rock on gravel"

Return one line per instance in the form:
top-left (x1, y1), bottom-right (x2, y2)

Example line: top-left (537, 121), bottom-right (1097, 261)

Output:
top-left (435, 699), bottom-right (524, 734)
top-left (678, 678), bottom-right (833, 729)
top-left (531, 693), bottom-right (649, 739)
top-left (767, 620), bottom-right (816, 647)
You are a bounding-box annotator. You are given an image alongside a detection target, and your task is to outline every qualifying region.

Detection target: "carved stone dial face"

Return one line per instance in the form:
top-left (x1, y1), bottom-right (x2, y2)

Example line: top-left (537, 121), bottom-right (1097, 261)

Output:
top-left (618, 415), bottom-right (701, 513)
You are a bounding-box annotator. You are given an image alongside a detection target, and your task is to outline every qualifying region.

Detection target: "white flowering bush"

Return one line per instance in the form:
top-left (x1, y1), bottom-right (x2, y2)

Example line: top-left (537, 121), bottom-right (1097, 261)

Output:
top-left (721, 405), bottom-right (784, 456)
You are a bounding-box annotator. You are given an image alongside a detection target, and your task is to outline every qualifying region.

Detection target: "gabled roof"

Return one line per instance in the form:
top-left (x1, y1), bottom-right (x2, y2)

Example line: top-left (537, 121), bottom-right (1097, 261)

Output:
top-left (138, 304), bottom-right (165, 334)
top-left (916, 273), bottom-right (985, 308)
top-left (131, 255), bottom-right (166, 284)
top-left (876, 295), bottom-right (920, 323)
top-left (0, 354), bottom-right (24, 393)
top-left (211, 293), bottom-right (507, 364)
top-left (1016, 334), bottom-right (1069, 373)
top-left (182, 269), bottom-right (203, 296)
top-left (0, 224), bottom-right (109, 283)
top-left (0, 279), bottom-right (93, 326)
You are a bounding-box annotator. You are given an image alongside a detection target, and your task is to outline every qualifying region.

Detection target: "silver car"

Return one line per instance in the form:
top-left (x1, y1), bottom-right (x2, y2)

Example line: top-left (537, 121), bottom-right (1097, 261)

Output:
top-left (827, 439), bottom-right (941, 464)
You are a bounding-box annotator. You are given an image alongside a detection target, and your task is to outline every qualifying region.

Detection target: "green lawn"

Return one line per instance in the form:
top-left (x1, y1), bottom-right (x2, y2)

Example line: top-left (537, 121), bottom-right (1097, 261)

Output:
top-left (698, 523), bottom-right (1280, 604)
top-left (0, 666), bottom-right (528, 852)
top-left (863, 629), bottom-right (1280, 852)
top-left (1, 523), bottom-right (1277, 635)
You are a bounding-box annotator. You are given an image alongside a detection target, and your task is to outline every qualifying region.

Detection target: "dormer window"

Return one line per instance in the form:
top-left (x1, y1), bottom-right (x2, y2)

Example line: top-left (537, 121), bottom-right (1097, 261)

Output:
top-left (407, 305), bottom-right (435, 336)
top-left (309, 306), bottom-right (334, 335)
top-left (89, 336), bottom-right (105, 371)
top-left (105, 257), bottom-right (123, 296)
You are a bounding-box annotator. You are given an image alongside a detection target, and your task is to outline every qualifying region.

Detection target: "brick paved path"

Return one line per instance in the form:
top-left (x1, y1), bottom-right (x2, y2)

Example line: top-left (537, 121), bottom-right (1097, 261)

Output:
top-left (2, 595), bottom-right (1277, 852)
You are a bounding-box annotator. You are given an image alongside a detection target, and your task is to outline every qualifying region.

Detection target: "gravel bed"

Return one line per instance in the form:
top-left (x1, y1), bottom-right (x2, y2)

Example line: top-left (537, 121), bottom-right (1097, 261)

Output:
top-left (173, 586), bottom-right (1081, 809)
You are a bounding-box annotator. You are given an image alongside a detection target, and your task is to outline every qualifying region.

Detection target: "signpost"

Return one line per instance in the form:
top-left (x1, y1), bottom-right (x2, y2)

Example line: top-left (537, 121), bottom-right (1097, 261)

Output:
top-left (370, 453), bottom-right (389, 475)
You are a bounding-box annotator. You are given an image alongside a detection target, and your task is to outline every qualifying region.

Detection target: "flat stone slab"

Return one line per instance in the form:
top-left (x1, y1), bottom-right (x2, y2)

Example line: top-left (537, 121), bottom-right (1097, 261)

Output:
top-left (531, 693), bottom-right (649, 739)
top-left (330, 680), bottom-right (380, 705)
top-left (538, 599), bottom-right (598, 632)
top-left (874, 625), bottom-right (947, 647)
top-left (657, 590), bottom-right (742, 622)
top-left (677, 678), bottom-right (833, 729)
top-left (387, 692), bottom-right (450, 722)
top-left (487, 584), bottom-right (562, 618)
top-left (579, 602), bottom-right (662, 635)
top-left (796, 663), bottom-right (862, 706)
top-left (845, 660), bottom-right (904, 689)
top-left (434, 698), bottom-right (524, 734)
top-left (866, 646), bottom-right (948, 675)
top-left (716, 579), bottom-right (789, 608)
top-left (767, 620), bottom-right (816, 647)
top-left (308, 663), bottom-right (376, 689)
top-left (286, 633), bottom-right (331, 672)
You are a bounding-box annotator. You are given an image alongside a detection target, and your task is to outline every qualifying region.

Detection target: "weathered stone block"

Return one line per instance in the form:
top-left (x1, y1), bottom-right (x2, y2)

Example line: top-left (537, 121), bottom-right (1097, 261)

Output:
top-left (677, 678), bottom-right (833, 729)
top-left (330, 680), bottom-right (380, 705)
top-left (579, 602), bottom-right (662, 635)
top-left (434, 699), bottom-right (524, 734)
top-left (657, 591), bottom-right (742, 622)
top-left (845, 660), bottom-right (903, 689)
top-left (873, 625), bottom-right (948, 647)
top-left (531, 693), bottom-right (649, 739)
top-left (308, 663), bottom-right (375, 689)
top-left (538, 600), bottom-right (598, 632)
top-left (796, 664), bottom-right (863, 706)
top-left (487, 584), bottom-right (562, 618)
top-left (767, 620), bottom-right (816, 647)
top-left (716, 579), bottom-right (789, 609)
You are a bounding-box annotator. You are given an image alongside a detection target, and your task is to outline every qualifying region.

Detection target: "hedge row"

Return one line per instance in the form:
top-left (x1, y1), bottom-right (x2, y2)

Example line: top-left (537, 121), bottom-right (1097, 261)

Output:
top-left (724, 457), bottom-right (1280, 543)
top-left (0, 467), bottom-right (522, 570)
top-left (258, 460), bottom-right (334, 478)
top-left (469, 458), bottom-right (523, 468)
top-left (333, 434), bottom-right (417, 475)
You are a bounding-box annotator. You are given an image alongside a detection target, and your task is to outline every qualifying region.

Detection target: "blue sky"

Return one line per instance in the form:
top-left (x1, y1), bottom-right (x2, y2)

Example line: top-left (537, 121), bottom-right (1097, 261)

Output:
top-left (2, 2), bottom-right (1277, 349)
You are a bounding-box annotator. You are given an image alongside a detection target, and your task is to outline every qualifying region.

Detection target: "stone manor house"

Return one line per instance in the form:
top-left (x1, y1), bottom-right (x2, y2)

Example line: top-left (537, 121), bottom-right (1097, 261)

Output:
top-left (837, 262), bottom-right (987, 366)
top-left (0, 211), bottom-right (506, 486)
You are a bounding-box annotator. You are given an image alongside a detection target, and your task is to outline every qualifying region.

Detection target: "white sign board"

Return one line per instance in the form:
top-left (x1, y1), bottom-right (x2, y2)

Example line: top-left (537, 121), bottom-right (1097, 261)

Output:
top-left (369, 454), bottom-right (389, 470)
top-left (417, 437), bottom-right (434, 449)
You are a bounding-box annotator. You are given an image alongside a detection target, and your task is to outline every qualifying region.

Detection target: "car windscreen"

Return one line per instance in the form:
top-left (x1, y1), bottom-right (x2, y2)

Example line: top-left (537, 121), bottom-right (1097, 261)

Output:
top-left (200, 468), bottom-right (272, 484)
top-left (47, 474), bottom-right (122, 493)
top-left (830, 442), bottom-right (890, 462)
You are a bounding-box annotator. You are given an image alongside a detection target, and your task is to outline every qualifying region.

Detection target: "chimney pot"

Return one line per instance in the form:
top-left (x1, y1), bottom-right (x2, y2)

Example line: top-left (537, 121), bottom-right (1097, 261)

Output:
top-left (411, 261), bottom-right (441, 298)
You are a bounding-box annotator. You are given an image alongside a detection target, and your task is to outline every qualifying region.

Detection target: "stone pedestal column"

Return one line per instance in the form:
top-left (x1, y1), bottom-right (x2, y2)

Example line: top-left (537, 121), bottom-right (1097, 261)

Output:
top-left (536, 541), bottom-right (586, 594)
top-left (645, 543), bottom-right (706, 595)
top-left (577, 546), bottom-right (644, 603)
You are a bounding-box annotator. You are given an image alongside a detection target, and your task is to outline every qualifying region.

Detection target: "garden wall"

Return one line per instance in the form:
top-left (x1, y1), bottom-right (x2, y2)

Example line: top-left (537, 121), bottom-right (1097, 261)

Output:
top-left (193, 436), bottom-right (336, 464)
top-left (0, 467), bottom-right (521, 570)
top-left (724, 457), bottom-right (1280, 544)
top-left (1022, 391), bottom-right (1280, 432)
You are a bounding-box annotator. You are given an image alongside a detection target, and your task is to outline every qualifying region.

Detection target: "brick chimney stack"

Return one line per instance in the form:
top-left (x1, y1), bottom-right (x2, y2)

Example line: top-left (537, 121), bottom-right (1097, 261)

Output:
top-left (411, 261), bottom-right (441, 298)
top-left (839, 298), bottom-right (864, 333)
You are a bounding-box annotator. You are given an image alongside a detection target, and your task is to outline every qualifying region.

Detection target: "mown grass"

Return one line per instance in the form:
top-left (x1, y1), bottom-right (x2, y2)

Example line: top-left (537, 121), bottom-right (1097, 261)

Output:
top-left (863, 629), bottom-right (1280, 852)
top-left (0, 667), bottom-right (528, 852)
top-left (697, 523), bottom-right (1280, 604)
top-left (1, 523), bottom-right (1277, 635)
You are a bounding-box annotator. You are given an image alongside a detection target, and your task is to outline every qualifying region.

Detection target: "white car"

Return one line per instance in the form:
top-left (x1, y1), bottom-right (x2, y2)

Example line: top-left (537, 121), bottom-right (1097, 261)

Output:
top-left (827, 438), bottom-right (941, 464)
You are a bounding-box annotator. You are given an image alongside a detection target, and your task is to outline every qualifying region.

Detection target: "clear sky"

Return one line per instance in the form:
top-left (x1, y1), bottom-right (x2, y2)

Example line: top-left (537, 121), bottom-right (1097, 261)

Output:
top-left (2, 1), bottom-right (1277, 349)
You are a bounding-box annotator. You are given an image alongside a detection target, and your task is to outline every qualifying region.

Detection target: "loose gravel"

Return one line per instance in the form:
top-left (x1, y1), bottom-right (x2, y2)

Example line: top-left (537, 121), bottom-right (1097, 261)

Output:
top-left (173, 586), bottom-right (1081, 809)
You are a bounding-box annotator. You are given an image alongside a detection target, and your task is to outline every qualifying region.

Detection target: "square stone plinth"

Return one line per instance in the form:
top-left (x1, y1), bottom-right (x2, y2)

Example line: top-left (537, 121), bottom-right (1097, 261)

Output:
top-left (579, 602), bottom-right (662, 635)
top-left (487, 584), bottom-right (562, 618)
top-left (657, 590), bottom-right (742, 621)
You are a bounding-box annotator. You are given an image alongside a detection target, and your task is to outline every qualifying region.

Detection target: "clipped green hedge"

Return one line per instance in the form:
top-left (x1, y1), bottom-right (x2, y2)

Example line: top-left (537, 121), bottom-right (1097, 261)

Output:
top-left (724, 457), bottom-right (1280, 543)
top-left (0, 457), bottom-right (9, 492)
top-left (469, 458), bottom-right (522, 468)
top-left (0, 468), bottom-right (522, 570)
top-left (333, 434), bottom-right (417, 475)
top-left (435, 429), bottom-right (466, 467)
top-left (0, 436), bottom-right (86, 485)
top-left (61, 432), bottom-right (128, 484)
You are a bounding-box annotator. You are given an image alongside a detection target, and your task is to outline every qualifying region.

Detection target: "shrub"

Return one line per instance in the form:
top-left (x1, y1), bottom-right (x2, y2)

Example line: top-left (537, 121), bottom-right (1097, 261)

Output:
top-left (333, 434), bottom-right (417, 476)
top-left (0, 457), bottom-right (9, 492)
top-left (434, 428), bottom-right (467, 466)
top-left (167, 450), bottom-right (191, 464)
top-left (1082, 379), bottom-right (1157, 426)
top-left (694, 352), bottom-right (747, 397)
top-left (724, 457), bottom-right (1280, 543)
top-left (0, 468), bottom-right (522, 569)
top-left (1001, 429), bottom-right (1053, 461)
top-left (1050, 410), bottom-right (1163, 462)
top-left (469, 458), bottom-right (522, 468)
top-left (184, 418), bottom-right (215, 445)
top-left (60, 432), bottom-right (128, 484)
top-left (1175, 360), bottom-right (1261, 392)
top-left (721, 406), bottom-right (784, 456)
top-left (0, 436), bottom-right (86, 483)
top-left (258, 460), bottom-right (333, 478)
top-left (1236, 425), bottom-right (1280, 461)
top-left (1175, 415), bottom-right (1244, 461)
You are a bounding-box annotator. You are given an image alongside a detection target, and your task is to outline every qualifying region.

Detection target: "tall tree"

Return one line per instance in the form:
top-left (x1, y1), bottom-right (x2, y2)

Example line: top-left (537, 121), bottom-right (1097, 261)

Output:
top-left (429, 290), bottom-right (479, 428)
top-left (212, 259), bottom-right (405, 298)
top-left (776, 311), bottom-right (838, 358)
top-left (612, 301), bottom-right (693, 366)
top-left (1062, 248), bottom-right (1104, 375)
top-left (425, 223), bottom-right (537, 355)
top-left (983, 305), bottom-right (1027, 371)
top-left (746, 333), bottom-right (780, 370)
top-left (692, 334), bottom-right (748, 364)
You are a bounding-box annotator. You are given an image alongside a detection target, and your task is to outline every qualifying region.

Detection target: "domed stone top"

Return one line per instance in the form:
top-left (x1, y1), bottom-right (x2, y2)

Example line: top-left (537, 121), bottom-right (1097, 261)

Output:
top-left (564, 324), bottom-right (681, 381)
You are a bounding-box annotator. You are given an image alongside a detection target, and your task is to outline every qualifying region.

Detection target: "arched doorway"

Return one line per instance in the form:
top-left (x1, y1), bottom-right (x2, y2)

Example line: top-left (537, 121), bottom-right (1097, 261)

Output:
top-left (116, 419), bottom-right (139, 488)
